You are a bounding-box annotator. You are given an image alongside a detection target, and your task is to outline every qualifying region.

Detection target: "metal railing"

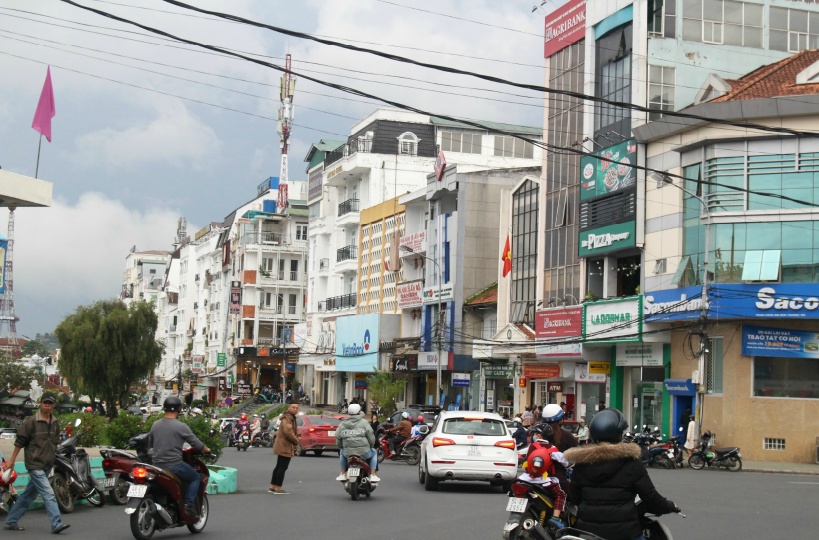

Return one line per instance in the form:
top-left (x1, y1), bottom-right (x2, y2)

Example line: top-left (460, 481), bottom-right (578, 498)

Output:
top-left (320, 293), bottom-right (357, 312)
top-left (324, 138), bottom-right (373, 167)
top-left (289, 271), bottom-right (299, 281)
top-left (338, 198), bottom-right (359, 217)
top-left (337, 245), bottom-right (357, 262)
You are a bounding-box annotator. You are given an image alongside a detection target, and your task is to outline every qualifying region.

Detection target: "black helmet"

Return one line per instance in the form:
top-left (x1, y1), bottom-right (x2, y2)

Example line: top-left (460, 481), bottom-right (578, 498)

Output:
top-left (589, 408), bottom-right (629, 443)
top-left (163, 396), bottom-right (183, 412)
top-left (528, 423), bottom-right (554, 439)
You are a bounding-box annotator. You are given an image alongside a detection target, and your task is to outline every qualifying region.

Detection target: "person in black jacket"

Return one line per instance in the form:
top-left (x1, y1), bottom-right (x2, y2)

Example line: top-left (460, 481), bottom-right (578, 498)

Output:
top-left (563, 408), bottom-right (679, 540)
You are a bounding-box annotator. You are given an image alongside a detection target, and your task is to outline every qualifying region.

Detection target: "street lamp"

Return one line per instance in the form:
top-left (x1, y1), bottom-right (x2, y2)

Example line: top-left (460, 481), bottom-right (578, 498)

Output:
top-left (400, 244), bottom-right (444, 406)
top-left (650, 171), bottom-right (711, 437)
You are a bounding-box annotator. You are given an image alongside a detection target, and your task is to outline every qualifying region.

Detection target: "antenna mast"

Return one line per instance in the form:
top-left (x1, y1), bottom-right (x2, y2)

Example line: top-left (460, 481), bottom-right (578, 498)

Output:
top-left (0, 207), bottom-right (20, 358)
top-left (277, 54), bottom-right (295, 208)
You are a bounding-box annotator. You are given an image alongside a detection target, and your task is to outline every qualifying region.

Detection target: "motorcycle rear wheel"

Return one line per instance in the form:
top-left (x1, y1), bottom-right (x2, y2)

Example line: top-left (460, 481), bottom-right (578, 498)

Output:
top-left (404, 445), bottom-right (421, 466)
top-left (725, 456), bottom-right (742, 472)
top-left (110, 474), bottom-right (129, 505)
top-left (350, 478), bottom-right (360, 501)
top-left (688, 455), bottom-right (706, 470)
top-left (51, 474), bottom-right (75, 514)
top-left (86, 487), bottom-right (105, 507)
top-left (506, 508), bottom-right (543, 540)
top-left (376, 447), bottom-right (385, 463)
top-left (130, 496), bottom-right (157, 540)
top-left (187, 493), bottom-right (209, 534)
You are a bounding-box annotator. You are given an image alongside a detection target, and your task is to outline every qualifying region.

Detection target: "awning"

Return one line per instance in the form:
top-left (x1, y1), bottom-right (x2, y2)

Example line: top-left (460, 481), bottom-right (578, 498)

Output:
top-left (0, 397), bottom-right (27, 406)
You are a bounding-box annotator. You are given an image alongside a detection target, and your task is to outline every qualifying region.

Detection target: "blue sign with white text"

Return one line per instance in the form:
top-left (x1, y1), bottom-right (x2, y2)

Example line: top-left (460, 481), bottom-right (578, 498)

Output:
top-left (336, 314), bottom-right (380, 372)
top-left (663, 379), bottom-right (696, 396)
top-left (742, 325), bottom-right (819, 359)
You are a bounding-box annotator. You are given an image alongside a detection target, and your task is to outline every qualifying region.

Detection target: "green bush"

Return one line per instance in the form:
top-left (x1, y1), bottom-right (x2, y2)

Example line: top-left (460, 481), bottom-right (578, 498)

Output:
top-left (179, 414), bottom-right (224, 462)
top-left (59, 412), bottom-right (108, 446)
top-left (106, 413), bottom-right (145, 449)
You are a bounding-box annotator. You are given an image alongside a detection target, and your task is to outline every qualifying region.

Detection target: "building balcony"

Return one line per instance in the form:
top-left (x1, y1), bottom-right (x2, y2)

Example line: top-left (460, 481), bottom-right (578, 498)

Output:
top-left (337, 245), bottom-right (357, 263)
top-left (324, 138), bottom-right (372, 169)
top-left (320, 293), bottom-right (357, 312)
top-left (338, 198), bottom-right (359, 217)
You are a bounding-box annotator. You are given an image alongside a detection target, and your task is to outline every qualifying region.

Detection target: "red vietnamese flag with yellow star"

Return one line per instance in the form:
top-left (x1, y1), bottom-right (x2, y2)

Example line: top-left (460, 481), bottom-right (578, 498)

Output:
top-left (501, 235), bottom-right (512, 277)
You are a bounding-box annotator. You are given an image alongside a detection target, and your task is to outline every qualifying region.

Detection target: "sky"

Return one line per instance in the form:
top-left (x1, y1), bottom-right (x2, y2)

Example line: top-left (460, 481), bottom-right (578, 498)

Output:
top-left (0, 0), bottom-right (559, 336)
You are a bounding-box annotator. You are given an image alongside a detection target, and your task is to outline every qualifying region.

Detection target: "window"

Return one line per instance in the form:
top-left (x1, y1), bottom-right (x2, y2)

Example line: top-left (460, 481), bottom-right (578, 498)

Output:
top-left (741, 250), bottom-right (781, 281)
top-left (770, 7), bottom-right (819, 52)
top-left (682, 0), bottom-right (762, 47)
top-left (554, 187), bottom-right (568, 227)
top-left (397, 132), bottom-right (419, 155)
top-left (763, 438), bottom-right (786, 451)
top-left (296, 225), bottom-right (308, 240)
top-left (441, 131), bottom-right (483, 154)
top-left (595, 25), bottom-right (632, 140)
top-left (288, 294), bottom-right (297, 315)
top-left (261, 258), bottom-right (274, 272)
top-left (705, 337), bottom-right (723, 394)
top-left (648, 65), bottom-right (675, 120)
top-left (754, 356), bottom-right (819, 399)
top-left (648, 0), bottom-right (676, 38)
top-left (149, 269), bottom-right (156, 274)
top-left (511, 179), bottom-right (539, 323)
top-left (494, 136), bottom-right (534, 159)
top-left (653, 258), bottom-right (667, 274)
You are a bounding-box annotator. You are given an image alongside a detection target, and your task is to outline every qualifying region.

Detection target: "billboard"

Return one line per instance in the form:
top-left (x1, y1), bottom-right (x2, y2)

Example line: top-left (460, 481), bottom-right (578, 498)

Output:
top-left (544, 0), bottom-right (587, 58)
top-left (578, 220), bottom-right (636, 257)
top-left (336, 314), bottom-right (380, 372)
top-left (580, 139), bottom-right (637, 201)
top-left (536, 306), bottom-right (582, 339)
top-left (742, 325), bottom-right (819, 359)
top-left (397, 280), bottom-right (423, 309)
top-left (583, 297), bottom-right (642, 343)
top-left (229, 281), bottom-right (241, 315)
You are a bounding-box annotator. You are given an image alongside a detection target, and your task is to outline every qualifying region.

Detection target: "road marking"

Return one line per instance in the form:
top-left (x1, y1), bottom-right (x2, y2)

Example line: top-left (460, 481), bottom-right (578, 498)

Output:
top-left (788, 482), bottom-right (819, 485)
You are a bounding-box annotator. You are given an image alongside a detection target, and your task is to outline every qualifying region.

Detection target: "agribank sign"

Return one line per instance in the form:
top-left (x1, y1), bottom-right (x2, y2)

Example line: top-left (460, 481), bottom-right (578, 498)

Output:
top-left (336, 314), bottom-right (379, 372)
top-left (544, 0), bottom-right (586, 58)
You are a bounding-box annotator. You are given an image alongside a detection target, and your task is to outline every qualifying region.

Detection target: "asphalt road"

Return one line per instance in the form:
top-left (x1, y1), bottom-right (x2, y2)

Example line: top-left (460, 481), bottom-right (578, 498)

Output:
top-left (10, 448), bottom-right (819, 539)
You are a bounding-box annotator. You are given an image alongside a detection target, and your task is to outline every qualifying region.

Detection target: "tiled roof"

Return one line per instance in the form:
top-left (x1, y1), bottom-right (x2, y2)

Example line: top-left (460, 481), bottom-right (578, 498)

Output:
top-left (710, 49), bottom-right (819, 102)
top-left (515, 323), bottom-right (536, 339)
top-left (465, 283), bottom-right (498, 305)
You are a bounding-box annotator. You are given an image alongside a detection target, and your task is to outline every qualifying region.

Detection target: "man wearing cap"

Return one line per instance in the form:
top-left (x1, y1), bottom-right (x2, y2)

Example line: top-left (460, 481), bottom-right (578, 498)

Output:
top-left (2, 391), bottom-right (70, 534)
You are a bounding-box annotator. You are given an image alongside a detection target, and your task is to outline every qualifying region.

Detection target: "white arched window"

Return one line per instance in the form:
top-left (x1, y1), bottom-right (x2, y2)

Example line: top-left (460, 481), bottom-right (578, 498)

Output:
top-left (397, 132), bottom-right (419, 156)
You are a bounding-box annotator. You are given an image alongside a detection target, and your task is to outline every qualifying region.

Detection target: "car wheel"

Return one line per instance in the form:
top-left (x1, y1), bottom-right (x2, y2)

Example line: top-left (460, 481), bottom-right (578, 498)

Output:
top-left (313, 450), bottom-right (324, 457)
top-left (418, 462), bottom-right (425, 484)
top-left (423, 460), bottom-right (438, 492)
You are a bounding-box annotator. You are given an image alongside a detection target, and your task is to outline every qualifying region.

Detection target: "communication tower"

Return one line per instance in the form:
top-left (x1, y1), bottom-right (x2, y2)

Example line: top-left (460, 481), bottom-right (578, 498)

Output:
top-left (0, 207), bottom-right (20, 358)
top-left (277, 54), bottom-right (296, 209)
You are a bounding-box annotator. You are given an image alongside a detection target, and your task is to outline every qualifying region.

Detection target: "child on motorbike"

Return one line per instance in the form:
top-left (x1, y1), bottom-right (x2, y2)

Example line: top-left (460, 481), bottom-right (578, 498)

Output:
top-left (519, 443), bottom-right (567, 531)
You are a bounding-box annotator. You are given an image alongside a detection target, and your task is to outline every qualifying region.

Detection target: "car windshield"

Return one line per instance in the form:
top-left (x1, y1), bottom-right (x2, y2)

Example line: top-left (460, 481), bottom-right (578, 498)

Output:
top-left (307, 417), bottom-right (343, 427)
top-left (442, 417), bottom-right (507, 437)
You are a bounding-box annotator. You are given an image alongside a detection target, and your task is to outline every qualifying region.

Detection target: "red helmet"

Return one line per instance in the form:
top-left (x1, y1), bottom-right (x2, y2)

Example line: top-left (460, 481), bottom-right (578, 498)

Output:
top-left (1, 463), bottom-right (17, 486)
top-left (417, 415), bottom-right (424, 423)
top-left (240, 413), bottom-right (247, 420)
top-left (525, 446), bottom-right (554, 477)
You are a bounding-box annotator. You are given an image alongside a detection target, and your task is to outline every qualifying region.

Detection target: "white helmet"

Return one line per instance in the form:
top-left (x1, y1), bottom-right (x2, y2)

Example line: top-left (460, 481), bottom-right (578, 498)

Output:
top-left (401, 411), bottom-right (410, 419)
top-left (542, 404), bottom-right (565, 423)
top-left (348, 403), bottom-right (361, 415)
top-left (513, 417), bottom-right (523, 423)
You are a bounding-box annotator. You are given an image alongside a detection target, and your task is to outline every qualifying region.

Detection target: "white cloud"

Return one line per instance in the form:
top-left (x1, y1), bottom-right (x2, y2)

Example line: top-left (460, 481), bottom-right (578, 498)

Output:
top-left (4, 193), bottom-right (191, 334)
top-left (72, 102), bottom-right (221, 170)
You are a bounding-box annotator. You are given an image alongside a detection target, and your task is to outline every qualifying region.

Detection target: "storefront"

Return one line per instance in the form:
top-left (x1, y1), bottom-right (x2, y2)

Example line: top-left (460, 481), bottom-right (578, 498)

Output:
top-left (482, 363), bottom-right (515, 416)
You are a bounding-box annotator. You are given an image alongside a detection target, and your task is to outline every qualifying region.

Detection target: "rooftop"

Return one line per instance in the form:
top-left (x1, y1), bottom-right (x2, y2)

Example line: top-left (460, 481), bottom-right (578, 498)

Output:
top-left (708, 49), bottom-right (819, 102)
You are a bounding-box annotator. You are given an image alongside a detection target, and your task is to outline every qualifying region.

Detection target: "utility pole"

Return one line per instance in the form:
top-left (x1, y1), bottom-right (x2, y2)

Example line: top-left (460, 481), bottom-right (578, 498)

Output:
top-left (177, 356), bottom-right (183, 397)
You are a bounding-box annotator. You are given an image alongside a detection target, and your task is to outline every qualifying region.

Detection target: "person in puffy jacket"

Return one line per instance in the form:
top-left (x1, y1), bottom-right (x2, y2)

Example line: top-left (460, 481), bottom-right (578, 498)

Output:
top-left (563, 408), bottom-right (679, 540)
top-left (335, 404), bottom-right (380, 483)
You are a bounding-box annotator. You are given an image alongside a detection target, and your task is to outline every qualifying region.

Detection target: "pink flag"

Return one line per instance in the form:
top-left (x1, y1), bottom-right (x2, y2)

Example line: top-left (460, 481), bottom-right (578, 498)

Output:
top-left (32, 66), bottom-right (56, 142)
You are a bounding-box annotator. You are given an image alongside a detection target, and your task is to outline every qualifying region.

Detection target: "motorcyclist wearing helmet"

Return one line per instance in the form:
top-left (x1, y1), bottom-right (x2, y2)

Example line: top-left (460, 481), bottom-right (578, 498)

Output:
top-left (386, 411), bottom-right (412, 456)
top-left (524, 423), bottom-right (571, 497)
top-left (149, 397), bottom-right (210, 517)
top-left (542, 403), bottom-right (578, 452)
top-left (235, 412), bottom-right (250, 443)
top-left (519, 444), bottom-right (567, 530)
top-left (564, 408), bottom-right (679, 540)
top-left (511, 417), bottom-right (528, 448)
top-left (335, 404), bottom-right (380, 483)
top-left (260, 413), bottom-right (270, 432)
top-left (250, 414), bottom-right (262, 443)
top-left (410, 415), bottom-right (425, 437)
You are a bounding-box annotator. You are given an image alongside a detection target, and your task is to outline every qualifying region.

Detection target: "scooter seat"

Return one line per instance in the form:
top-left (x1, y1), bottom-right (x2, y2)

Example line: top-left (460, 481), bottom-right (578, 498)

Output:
top-left (715, 447), bottom-right (738, 455)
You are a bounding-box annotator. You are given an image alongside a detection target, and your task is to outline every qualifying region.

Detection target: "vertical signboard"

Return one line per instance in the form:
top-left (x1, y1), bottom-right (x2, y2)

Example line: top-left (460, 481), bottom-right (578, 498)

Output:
top-left (217, 352), bottom-right (226, 367)
top-left (230, 281), bottom-right (241, 314)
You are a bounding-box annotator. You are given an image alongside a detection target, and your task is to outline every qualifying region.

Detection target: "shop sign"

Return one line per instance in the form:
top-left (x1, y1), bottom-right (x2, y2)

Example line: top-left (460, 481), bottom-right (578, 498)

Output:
top-left (484, 364), bottom-right (515, 379)
top-left (452, 372), bottom-right (470, 387)
top-left (742, 325), bottom-right (819, 359)
top-left (400, 231), bottom-right (426, 254)
top-left (418, 351), bottom-right (441, 371)
top-left (392, 354), bottom-right (418, 371)
top-left (230, 281), bottom-right (241, 315)
top-left (583, 297), bottom-right (642, 343)
top-left (588, 361), bottom-right (610, 374)
top-left (523, 364), bottom-right (561, 379)
top-left (578, 221), bottom-right (636, 257)
top-left (164, 381), bottom-right (174, 390)
top-left (235, 383), bottom-right (252, 397)
top-left (336, 314), bottom-right (379, 372)
top-left (547, 382), bottom-right (563, 393)
top-left (423, 283), bottom-right (454, 304)
top-left (355, 374), bottom-right (368, 389)
top-left (536, 306), bottom-right (582, 339)
top-left (396, 280), bottom-right (424, 309)
top-left (192, 356), bottom-right (204, 373)
top-left (616, 343), bottom-right (664, 366)
top-left (580, 139), bottom-right (637, 201)
top-left (217, 377), bottom-right (228, 391)
top-left (663, 379), bottom-right (696, 396)
top-left (217, 353), bottom-right (226, 367)
top-left (535, 342), bottom-right (582, 357)
top-left (574, 363), bottom-right (606, 383)
top-left (544, 0), bottom-right (586, 58)
top-left (472, 340), bottom-right (493, 359)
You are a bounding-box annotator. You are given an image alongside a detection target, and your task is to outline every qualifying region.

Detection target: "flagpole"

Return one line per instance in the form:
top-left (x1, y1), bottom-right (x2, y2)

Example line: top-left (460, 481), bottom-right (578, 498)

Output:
top-left (34, 134), bottom-right (43, 179)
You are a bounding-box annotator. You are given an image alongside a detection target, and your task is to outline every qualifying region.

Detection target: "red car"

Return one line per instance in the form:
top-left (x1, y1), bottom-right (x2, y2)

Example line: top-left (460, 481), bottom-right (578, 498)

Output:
top-left (293, 415), bottom-right (345, 456)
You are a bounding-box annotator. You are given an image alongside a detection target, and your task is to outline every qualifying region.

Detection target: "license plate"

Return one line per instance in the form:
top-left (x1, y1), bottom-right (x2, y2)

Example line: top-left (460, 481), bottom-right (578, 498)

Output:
top-left (328, 431), bottom-right (336, 437)
top-left (347, 467), bottom-right (360, 478)
top-left (506, 497), bottom-right (528, 513)
top-left (103, 477), bottom-right (116, 489)
top-left (126, 484), bottom-right (148, 498)
top-left (468, 445), bottom-right (482, 456)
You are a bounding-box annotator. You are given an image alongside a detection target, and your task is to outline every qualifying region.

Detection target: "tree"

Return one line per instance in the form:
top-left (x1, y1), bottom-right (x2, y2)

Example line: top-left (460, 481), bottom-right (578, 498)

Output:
top-left (0, 352), bottom-right (40, 391)
top-left (55, 300), bottom-right (163, 419)
top-left (366, 370), bottom-right (405, 418)
top-left (21, 339), bottom-right (49, 358)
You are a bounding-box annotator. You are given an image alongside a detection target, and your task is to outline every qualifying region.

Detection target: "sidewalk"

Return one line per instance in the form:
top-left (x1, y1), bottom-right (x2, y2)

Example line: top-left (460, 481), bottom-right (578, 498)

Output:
top-left (743, 460), bottom-right (819, 475)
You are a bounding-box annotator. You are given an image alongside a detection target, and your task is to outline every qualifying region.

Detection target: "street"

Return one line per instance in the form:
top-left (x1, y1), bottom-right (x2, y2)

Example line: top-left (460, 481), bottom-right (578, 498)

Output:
top-left (9, 448), bottom-right (818, 539)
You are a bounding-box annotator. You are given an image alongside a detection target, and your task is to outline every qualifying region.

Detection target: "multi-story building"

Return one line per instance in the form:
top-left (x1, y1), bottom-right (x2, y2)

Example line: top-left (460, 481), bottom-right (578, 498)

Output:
top-left (303, 109), bottom-right (542, 406)
top-left (635, 50), bottom-right (819, 462)
top-left (121, 249), bottom-right (171, 307)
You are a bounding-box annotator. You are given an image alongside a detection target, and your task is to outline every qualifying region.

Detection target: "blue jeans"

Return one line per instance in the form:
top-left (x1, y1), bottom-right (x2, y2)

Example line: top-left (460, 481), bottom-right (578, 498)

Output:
top-left (167, 462), bottom-right (201, 507)
top-left (5, 468), bottom-right (62, 530)
top-left (339, 448), bottom-right (378, 473)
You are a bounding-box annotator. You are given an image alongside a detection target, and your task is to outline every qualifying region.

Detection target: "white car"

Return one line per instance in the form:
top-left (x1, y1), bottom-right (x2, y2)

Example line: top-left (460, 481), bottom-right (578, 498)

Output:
top-left (418, 410), bottom-right (517, 492)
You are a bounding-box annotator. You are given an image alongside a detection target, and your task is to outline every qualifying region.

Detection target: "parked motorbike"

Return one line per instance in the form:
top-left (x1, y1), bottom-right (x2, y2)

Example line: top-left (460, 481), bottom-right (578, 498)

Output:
top-left (342, 453), bottom-right (378, 501)
top-left (1, 452), bottom-right (19, 513)
top-left (50, 419), bottom-right (105, 513)
top-left (235, 428), bottom-right (251, 451)
top-left (376, 430), bottom-right (424, 466)
top-left (298, 394), bottom-right (310, 405)
top-left (254, 392), bottom-right (273, 405)
top-left (688, 431), bottom-right (742, 472)
top-left (502, 476), bottom-right (577, 540)
top-left (101, 433), bottom-right (149, 505)
top-left (251, 429), bottom-right (273, 448)
top-left (337, 399), bottom-right (349, 414)
top-left (124, 442), bottom-right (209, 540)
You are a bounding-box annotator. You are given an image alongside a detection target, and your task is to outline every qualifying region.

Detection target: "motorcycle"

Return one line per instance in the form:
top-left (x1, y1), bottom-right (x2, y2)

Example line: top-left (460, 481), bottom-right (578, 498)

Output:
top-left (1, 452), bottom-right (19, 513)
top-left (124, 442), bottom-right (210, 540)
top-left (299, 394), bottom-right (310, 405)
top-left (688, 431), bottom-right (742, 472)
top-left (101, 433), bottom-right (149, 505)
top-left (50, 419), bottom-right (105, 513)
top-left (376, 431), bottom-right (424, 466)
top-left (342, 453), bottom-right (378, 501)
top-left (235, 428), bottom-right (251, 451)
top-left (254, 393), bottom-right (273, 405)
top-left (502, 476), bottom-right (578, 540)
top-left (251, 430), bottom-right (273, 448)
top-left (337, 399), bottom-right (349, 414)
top-left (555, 504), bottom-right (685, 540)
